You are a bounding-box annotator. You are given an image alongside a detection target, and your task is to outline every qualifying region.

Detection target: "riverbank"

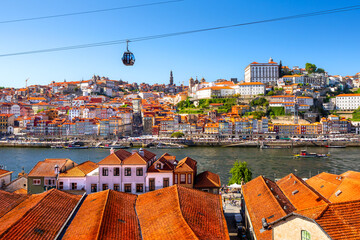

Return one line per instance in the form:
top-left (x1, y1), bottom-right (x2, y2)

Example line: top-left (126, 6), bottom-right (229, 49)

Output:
top-left (0, 139), bottom-right (357, 148)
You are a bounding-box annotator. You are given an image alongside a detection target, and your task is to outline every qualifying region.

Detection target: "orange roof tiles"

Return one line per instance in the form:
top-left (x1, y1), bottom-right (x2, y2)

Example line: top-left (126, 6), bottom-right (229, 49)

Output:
top-left (239, 82), bottom-right (264, 86)
top-left (63, 190), bottom-right (141, 240)
top-left (98, 149), bottom-right (132, 165)
top-left (59, 161), bottom-right (98, 177)
top-left (28, 158), bottom-right (74, 177)
top-left (176, 157), bottom-right (197, 172)
top-left (242, 176), bottom-right (288, 240)
top-left (276, 173), bottom-right (329, 210)
top-left (122, 152), bottom-right (147, 165)
top-left (315, 200), bottom-right (360, 239)
top-left (194, 171), bottom-right (221, 188)
top-left (0, 189), bottom-right (81, 239)
top-left (0, 190), bottom-right (28, 218)
top-left (136, 186), bottom-right (229, 240)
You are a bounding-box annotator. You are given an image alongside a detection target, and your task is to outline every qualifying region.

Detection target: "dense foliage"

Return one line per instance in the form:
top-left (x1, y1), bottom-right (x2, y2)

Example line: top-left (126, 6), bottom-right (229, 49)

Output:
top-left (171, 132), bottom-right (185, 138)
top-left (267, 107), bottom-right (285, 116)
top-left (228, 160), bottom-right (252, 184)
top-left (250, 97), bottom-right (269, 107)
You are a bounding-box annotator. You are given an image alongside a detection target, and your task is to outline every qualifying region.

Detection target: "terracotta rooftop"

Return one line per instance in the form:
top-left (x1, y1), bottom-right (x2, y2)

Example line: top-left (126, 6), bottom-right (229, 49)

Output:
top-left (194, 171), bottom-right (221, 188)
top-left (28, 158), bottom-right (75, 177)
top-left (0, 190), bottom-right (28, 218)
top-left (97, 149), bottom-right (132, 165)
top-left (276, 173), bottom-right (329, 210)
top-left (63, 190), bottom-right (141, 240)
top-left (136, 185), bottom-right (229, 240)
top-left (122, 152), bottom-right (147, 165)
top-left (0, 169), bottom-right (12, 177)
top-left (242, 176), bottom-right (288, 239)
top-left (59, 161), bottom-right (98, 177)
top-left (0, 189), bottom-right (81, 239)
top-left (175, 157), bottom-right (197, 172)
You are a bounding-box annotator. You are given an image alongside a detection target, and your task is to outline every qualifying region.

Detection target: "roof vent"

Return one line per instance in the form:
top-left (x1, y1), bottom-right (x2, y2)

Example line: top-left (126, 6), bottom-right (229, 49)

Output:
top-left (139, 148), bottom-right (144, 157)
top-left (118, 219), bottom-right (126, 223)
top-left (34, 228), bottom-right (44, 235)
top-left (258, 193), bottom-right (262, 197)
top-left (320, 185), bottom-right (324, 188)
top-left (292, 190), bottom-right (299, 195)
top-left (261, 218), bottom-right (269, 229)
top-left (335, 190), bottom-right (342, 197)
top-left (294, 180), bottom-right (297, 185)
top-left (270, 188), bottom-right (273, 191)
top-left (266, 180), bottom-right (269, 183)
top-left (284, 206), bottom-right (287, 210)
top-left (289, 175), bottom-right (292, 179)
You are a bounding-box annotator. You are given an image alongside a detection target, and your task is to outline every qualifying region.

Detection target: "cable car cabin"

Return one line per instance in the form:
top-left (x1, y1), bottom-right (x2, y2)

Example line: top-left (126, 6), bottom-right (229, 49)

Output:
top-left (122, 51), bottom-right (135, 66)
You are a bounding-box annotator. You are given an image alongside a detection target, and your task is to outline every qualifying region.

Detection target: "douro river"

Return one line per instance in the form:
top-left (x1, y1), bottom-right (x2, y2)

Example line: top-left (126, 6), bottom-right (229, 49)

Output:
top-left (0, 147), bottom-right (358, 184)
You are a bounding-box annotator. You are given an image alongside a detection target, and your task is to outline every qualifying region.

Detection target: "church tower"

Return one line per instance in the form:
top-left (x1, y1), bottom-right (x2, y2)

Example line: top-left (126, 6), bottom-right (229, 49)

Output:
top-left (170, 70), bottom-right (174, 85)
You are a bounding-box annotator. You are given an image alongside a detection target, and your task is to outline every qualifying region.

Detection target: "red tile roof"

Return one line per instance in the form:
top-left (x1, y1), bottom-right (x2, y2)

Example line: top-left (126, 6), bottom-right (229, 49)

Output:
top-left (28, 158), bottom-right (75, 177)
top-left (242, 176), bottom-right (289, 239)
top-left (97, 149), bottom-right (132, 165)
top-left (136, 186), bottom-right (229, 240)
top-left (0, 190), bottom-right (27, 218)
top-left (194, 171), bottom-right (221, 188)
top-left (59, 161), bottom-right (98, 177)
top-left (0, 189), bottom-right (81, 239)
top-left (63, 190), bottom-right (141, 240)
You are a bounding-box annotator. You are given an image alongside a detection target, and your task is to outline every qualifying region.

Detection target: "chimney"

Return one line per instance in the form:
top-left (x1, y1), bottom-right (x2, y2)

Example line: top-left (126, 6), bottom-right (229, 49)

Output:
top-left (139, 148), bottom-right (144, 157)
top-left (110, 147), bottom-right (114, 155)
top-left (54, 164), bottom-right (59, 175)
top-left (262, 218), bottom-right (269, 229)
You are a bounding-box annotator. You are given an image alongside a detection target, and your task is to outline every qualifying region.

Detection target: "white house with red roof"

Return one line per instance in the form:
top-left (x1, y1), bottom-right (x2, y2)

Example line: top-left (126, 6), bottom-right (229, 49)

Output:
top-left (235, 82), bottom-right (265, 96)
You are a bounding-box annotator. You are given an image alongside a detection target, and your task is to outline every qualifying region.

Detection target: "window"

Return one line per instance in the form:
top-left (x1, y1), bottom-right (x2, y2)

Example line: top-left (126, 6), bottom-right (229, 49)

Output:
top-left (102, 168), bottom-right (108, 176)
top-left (59, 181), bottom-right (63, 190)
top-left (114, 167), bottom-right (120, 176)
top-left (124, 168), bottom-right (131, 176)
top-left (163, 178), bottom-right (169, 188)
top-left (91, 184), bottom-right (97, 192)
top-left (102, 184), bottom-right (108, 191)
top-left (136, 168), bottom-right (143, 176)
top-left (136, 184), bottom-right (143, 193)
top-left (33, 179), bottom-right (41, 185)
top-left (174, 174), bottom-right (178, 184)
top-left (114, 184), bottom-right (120, 191)
top-left (71, 182), bottom-right (77, 190)
top-left (301, 230), bottom-right (310, 240)
top-left (156, 163), bottom-right (161, 169)
top-left (187, 174), bottom-right (192, 184)
top-left (124, 184), bottom-right (131, 193)
top-left (180, 174), bottom-right (186, 184)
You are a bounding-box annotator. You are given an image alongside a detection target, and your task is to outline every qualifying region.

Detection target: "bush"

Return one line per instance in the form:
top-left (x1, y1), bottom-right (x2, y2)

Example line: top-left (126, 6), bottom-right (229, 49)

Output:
top-left (267, 107), bottom-right (285, 116)
top-left (171, 132), bottom-right (184, 138)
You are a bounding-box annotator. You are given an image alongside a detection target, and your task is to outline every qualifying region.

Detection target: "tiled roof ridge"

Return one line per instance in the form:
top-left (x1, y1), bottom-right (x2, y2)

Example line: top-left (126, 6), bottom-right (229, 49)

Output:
top-left (96, 190), bottom-right (111, 240)
top-left (292, 173), bottom-right (331, 204)
top-left (133, 195), bottom-right (143, 240)
top-left (175, 186), bottom-right (199, 239)
top-left (260, 176), bottom-right (288, 215)
top-left (0, 189), bottom-right (57, 239)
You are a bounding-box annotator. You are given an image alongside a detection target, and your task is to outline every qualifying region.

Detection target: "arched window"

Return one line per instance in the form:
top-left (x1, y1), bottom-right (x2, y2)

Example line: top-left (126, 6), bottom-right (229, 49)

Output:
top-left (301, 230), bottom-right (311, 240)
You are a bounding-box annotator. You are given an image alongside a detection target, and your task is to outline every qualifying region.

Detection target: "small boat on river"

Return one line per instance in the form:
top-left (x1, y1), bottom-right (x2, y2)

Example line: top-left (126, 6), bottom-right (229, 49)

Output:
top-left (294, 150), bottom-right (330, 158)
top-left (325, 145), bottom-right (346, 148)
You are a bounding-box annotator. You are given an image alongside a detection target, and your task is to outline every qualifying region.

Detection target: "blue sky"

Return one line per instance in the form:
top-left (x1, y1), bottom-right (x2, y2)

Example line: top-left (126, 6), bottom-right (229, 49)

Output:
top-left (0, 0), bottom-right (359, 88)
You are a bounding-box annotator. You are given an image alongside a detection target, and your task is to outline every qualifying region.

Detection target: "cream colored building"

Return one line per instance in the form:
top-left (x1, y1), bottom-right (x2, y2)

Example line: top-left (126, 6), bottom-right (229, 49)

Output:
top-left (244, 58), bottom-right (279, 83)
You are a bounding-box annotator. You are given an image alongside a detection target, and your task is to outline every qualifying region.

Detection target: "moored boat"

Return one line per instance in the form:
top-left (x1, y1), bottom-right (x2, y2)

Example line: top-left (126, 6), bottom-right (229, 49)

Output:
top-left (325, 145), bottom-right (346, 148)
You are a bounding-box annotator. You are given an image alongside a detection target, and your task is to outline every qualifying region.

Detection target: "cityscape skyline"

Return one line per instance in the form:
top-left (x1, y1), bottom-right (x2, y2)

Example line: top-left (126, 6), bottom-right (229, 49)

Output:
top-left (0, 0), bottom-right (360, 88)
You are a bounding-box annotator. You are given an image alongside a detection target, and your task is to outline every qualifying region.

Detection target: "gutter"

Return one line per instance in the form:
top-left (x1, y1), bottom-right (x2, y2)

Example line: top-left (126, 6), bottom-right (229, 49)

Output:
top-left (54, 192), bottom-right (87, 240)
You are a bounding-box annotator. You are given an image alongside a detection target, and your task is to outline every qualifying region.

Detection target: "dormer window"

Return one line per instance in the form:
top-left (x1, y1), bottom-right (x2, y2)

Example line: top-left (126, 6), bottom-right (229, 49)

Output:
top-left (156, 164), bottom-right (162, 169)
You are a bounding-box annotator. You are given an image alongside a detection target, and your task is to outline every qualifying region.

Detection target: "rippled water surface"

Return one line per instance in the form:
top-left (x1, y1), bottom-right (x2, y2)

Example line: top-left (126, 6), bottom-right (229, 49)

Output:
top-left (0, 147), bottom-right (358, 184)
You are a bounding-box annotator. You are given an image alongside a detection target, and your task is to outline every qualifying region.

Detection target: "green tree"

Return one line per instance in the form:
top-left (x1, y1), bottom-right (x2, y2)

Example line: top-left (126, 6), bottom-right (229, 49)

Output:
top-left (171, 131), bottom-right (185, 138)
top-left (316, 68), bottom-right (325, 73)
top-left (228, 160), bottom-right (252, 184)
top-left (305, 63), bottom-right (317, 74)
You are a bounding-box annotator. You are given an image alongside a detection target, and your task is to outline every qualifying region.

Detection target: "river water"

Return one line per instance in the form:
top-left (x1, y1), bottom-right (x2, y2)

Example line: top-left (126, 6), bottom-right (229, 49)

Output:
top-left (0, 147), bottom-right (358, 184)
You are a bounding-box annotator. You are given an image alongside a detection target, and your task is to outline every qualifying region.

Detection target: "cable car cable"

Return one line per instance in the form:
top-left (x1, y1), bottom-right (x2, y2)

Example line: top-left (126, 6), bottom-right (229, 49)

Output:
top-left (0, 0), bottom-right (183, 24)
top-left (0, 4), bottom-right (359, 57)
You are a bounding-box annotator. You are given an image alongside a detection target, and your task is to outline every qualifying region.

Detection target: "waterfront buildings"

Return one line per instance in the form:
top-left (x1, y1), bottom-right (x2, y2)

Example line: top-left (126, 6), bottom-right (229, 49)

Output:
top-left (244, 58), bottom-right (280, 83)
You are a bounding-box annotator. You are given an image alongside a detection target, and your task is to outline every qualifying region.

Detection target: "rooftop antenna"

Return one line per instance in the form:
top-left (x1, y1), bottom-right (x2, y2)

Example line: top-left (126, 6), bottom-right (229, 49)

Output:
top-left (25, 78), bottom-right (29, 88)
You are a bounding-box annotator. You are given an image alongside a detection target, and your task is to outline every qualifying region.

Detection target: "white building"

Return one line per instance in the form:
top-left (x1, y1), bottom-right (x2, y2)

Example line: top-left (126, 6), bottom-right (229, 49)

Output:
top-left (336, 93), bottom-right (360, 110)
top-left (244, 58), bottom-right (279, 83)
top-left (196, 86), bottom-right (235, 99)
top-left (282, 75), bottom-right (305, 84)
top-left (58, 161), bottom-right (98, 194)
top-left (68, 107), bottom-right (81, 120)
top-left (0, 169), bottom-right (13, 188)
top-left (235, 82), bottom-right (265, 96)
